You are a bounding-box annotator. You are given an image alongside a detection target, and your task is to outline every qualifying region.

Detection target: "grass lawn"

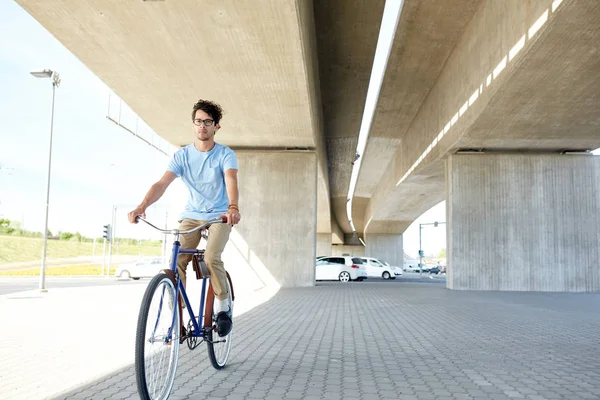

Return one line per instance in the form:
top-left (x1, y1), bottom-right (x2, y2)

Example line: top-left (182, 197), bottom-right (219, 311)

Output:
top-left (0, 264), bottom-right (118, 276)
top-left (0, 235), bottom-right (161, 264)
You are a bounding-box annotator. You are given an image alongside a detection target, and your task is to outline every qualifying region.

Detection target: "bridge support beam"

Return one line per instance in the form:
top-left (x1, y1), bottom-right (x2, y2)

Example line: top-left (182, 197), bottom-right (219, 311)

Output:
top-left (365, 234), bottom-right (403, 270)
top-left (331, 245), bottom-right (365, 257)
top-left (446, 153), bottom-right (600, 291)
top-left (316, 233), bottom-right (331, 258)
top-left (233, 151), bottom-right (317, 287)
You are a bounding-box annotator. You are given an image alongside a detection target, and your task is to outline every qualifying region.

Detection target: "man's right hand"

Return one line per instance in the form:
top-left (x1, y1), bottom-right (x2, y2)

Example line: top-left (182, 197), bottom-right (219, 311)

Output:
top-left (128, 206), bottom-right (146, 224)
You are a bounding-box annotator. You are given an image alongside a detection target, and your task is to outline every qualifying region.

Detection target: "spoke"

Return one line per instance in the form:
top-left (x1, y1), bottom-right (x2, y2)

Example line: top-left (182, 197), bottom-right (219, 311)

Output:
top-left (144, 280), bottom-right (177, 399)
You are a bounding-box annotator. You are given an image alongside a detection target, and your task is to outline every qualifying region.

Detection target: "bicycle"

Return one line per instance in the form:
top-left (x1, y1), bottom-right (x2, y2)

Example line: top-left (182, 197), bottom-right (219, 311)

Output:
top-left (133, 216), bottom-right (234, 400)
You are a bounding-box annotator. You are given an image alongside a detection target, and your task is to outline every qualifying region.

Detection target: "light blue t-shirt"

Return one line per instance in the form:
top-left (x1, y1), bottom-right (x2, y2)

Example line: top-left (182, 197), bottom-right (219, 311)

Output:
top-left (167, 143), bottom-right (238, 221)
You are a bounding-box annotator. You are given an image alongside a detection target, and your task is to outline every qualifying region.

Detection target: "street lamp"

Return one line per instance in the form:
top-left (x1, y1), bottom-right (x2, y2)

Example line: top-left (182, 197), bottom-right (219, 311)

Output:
top-left (30, 69), bottom-right (61, 292)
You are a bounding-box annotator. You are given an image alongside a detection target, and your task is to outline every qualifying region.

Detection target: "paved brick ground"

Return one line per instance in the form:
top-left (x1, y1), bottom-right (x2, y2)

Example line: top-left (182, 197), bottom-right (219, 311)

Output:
top-left (56, 280), bottom-right (600, 400)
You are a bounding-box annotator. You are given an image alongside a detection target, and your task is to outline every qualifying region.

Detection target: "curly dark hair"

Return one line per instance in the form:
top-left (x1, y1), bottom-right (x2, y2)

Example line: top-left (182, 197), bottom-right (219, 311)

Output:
top-left (191, 99), bottom-right (224, 125)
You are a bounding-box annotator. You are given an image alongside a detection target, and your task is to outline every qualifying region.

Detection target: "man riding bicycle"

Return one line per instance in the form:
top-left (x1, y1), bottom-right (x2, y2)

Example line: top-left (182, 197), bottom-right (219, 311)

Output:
top-left (128, 99), bottom-right (240, 337)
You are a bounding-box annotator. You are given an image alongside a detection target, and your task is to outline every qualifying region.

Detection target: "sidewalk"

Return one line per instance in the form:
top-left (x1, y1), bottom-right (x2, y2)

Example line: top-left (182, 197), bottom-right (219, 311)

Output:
top-left (0, 273), bottom-right (278, 400)
top-left (4, 278), bottom-right (599, 400)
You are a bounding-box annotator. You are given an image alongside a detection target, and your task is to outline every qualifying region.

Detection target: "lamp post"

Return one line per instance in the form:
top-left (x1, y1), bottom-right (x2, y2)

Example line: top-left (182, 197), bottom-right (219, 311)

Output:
top-left (418, 221), bottom-right (446, 278)
top-left (30, 69), bottom-right (61, 292)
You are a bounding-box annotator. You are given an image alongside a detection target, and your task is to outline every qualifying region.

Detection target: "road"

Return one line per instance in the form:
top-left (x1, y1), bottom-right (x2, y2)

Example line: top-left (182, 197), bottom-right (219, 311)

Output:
top-left (0, 273), bottom-right (446, 296)
top-left (317, 273), bottom-right (447, 285)
top-left (397, 273), bottom-right (447, 284)
top-left (0, 276), bottom-right (148, 296)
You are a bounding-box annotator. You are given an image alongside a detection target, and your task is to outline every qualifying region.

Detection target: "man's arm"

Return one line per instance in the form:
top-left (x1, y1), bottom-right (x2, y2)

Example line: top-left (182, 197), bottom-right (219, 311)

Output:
top-left (224, 169), bottom-right (239, 206)
top-left (223, 169), bottom-right (241, 225)
top-left (128, 171), bottom-right (177, 223)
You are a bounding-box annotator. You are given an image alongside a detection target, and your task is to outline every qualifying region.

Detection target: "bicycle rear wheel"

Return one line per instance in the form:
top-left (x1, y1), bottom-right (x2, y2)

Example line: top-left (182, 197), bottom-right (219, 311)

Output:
top-left (207, 278), bottom-right (233, 369)
top-left (135, 273), bottom-right (180, 400)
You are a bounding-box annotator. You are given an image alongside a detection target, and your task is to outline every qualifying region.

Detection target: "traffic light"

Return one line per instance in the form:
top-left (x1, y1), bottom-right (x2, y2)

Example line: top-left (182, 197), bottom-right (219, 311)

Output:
top-left (103, 224), bottom-right (111, 241)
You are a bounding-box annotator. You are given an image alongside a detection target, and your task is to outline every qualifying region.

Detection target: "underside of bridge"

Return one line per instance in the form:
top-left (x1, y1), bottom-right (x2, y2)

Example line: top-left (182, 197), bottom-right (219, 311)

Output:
top-left (17, 0), bottom-right (600, 290)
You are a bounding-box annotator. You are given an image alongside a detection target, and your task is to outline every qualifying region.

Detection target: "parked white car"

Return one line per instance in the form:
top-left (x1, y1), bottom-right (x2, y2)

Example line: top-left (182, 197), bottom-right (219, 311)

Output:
top-left (360, 257), bottom-right (397, 279)
top-left (382, 261), bottom-right (404, 277)
top-left (403, 262), bottom-right (421, 273)
top-left (115, 257), bottom-right (168, 280)
top-left (315, 256), bottom-right (368, 282)
top-left (403, 263), bottom-right (433, 273)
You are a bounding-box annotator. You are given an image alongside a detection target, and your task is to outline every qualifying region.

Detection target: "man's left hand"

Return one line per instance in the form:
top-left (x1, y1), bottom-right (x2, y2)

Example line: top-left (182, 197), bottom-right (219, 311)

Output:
top-left (222, 210), bottom-right (241, 226)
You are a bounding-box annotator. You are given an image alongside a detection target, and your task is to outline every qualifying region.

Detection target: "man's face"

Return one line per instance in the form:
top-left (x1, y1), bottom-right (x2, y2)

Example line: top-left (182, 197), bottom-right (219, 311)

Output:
top-left (193, 109), bottom-right (219, 141)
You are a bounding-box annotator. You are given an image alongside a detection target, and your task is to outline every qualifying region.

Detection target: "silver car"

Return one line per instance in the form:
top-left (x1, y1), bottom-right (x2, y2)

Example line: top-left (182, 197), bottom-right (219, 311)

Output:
top-left (115, 257), bottom-right (168, 280)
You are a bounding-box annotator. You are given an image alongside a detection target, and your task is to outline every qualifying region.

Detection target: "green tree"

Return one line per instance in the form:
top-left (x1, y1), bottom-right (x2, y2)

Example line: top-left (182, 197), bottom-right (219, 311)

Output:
top-left (437, 248), bottom-right (446, 259)
top-left (0, 219), bottom-right (14, 235)
top-left (59, 231), bottom-right (74, 241)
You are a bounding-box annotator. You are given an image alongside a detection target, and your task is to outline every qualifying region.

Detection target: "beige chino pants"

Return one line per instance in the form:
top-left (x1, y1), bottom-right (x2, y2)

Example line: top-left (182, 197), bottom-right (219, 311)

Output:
top-left (174, 218), bottom-right (231, 300)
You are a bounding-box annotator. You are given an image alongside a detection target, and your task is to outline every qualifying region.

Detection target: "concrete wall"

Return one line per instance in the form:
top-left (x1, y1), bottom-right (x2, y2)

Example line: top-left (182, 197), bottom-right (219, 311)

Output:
top-left (447, 154), bottom-right (600, 291)
top-left (365, 234), bottom-right (403, 268)
top-left (331, 245), bottom-right (365, 257)
top-left (228, 151), bottom-right (317, 288)
top-left (316, 233), bottom-right (331, 258)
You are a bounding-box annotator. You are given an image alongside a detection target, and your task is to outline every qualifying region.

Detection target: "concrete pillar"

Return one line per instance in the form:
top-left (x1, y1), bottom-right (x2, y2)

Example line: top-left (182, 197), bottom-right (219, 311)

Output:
top-left (446, 154), bottom-right (600, 292)
top-left (331, 245), bottom-right (365, 257)
top-left (365, 234), bottom-right (403, 269)
top-left (316, 233), bottom-right (331, 258)
top-left (227, 151), bottom-right (317, 288)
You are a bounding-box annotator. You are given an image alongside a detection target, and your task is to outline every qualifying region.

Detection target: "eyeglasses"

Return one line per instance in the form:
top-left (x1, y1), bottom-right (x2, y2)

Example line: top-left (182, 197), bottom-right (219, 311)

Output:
top-left (193, 118), bottom-right (215, 127)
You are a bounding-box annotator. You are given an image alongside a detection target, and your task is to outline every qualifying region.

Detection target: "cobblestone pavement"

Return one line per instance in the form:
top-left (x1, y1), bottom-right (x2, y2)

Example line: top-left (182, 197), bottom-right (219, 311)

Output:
top-left (56, 280), bottom-right (600, 400)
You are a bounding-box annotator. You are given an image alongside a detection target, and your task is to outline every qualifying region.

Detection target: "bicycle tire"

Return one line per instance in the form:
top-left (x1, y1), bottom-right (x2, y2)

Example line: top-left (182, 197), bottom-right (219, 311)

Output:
top-left (135, 273), bottom-right (180, 400)
top-left (207, 277), bottom-right (233, 369)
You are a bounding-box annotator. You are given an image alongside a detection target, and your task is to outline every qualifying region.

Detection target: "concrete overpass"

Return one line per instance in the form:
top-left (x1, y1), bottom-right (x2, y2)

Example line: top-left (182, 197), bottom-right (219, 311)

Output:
top-left (17, 0), bottom-right (600, 291)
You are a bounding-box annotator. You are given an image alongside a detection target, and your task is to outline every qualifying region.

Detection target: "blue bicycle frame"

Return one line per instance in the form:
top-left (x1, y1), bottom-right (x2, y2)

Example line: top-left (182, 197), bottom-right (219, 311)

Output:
top-left (136, 216), bottom-right (225, 344)
top-left (170, 243), bottom-right (209, 339)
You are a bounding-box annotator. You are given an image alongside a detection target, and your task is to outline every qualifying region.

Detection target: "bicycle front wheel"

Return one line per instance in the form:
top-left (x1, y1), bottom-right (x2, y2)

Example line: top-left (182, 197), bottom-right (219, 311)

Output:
top-left (207, 277), bottom-right (233, 369)
top-left (135, 273), bottom-right (180, 400)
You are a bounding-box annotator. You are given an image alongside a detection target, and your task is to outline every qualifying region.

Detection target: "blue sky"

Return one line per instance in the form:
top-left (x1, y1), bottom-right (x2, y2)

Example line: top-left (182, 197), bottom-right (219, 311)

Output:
top-left (0, 1), bottom-right (186, 240)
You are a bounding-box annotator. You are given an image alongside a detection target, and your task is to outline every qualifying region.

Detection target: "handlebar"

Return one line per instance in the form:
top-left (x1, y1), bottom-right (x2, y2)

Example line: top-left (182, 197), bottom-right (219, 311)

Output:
top-left (135, 216), bottom-right (226, 235)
